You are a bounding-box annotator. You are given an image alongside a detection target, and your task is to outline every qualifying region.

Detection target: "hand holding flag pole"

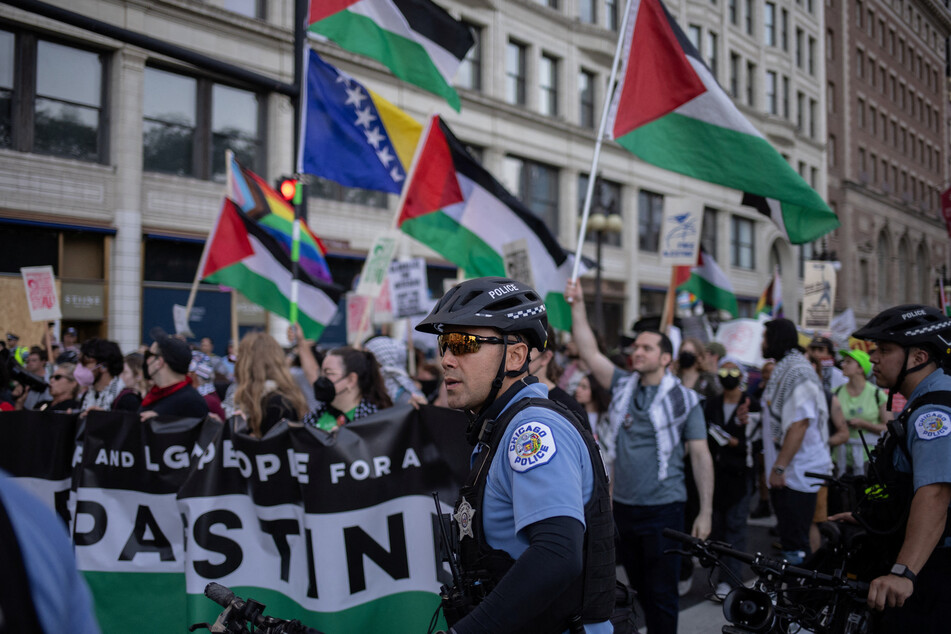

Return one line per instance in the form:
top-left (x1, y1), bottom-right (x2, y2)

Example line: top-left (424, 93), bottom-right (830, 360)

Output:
top-left (569, 0), bottom-right (635, 300)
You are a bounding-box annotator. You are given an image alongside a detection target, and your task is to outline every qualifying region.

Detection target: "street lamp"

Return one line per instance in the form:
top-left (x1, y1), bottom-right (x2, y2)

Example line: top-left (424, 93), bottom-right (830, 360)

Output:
top-left (582, 200), bottom-right (623, 335)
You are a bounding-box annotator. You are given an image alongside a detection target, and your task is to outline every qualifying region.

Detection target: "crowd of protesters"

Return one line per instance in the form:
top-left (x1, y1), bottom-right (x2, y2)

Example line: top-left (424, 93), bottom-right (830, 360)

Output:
top-left (1, 298), bottom-right (900, 631)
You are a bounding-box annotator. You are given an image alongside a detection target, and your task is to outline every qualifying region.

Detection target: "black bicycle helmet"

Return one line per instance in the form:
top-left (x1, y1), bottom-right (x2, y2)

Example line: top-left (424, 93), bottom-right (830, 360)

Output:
top-left (853, 304), bottom-right (951, 353)
top-left (416, 277), bottom-right (548, 350)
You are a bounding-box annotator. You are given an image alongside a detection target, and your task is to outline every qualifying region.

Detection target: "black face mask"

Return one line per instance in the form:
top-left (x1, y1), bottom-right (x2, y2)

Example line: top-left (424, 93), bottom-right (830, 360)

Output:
top-left (419, 378), bottom-right (440, 396)
top-left (719, 375), bottom-right (741, 390)
top-left (313, 376), bottom-right (337, 403)
top-left (679, 351), bottom-right (697, 369)
top-left (142, 351), bottom-right (155, 381)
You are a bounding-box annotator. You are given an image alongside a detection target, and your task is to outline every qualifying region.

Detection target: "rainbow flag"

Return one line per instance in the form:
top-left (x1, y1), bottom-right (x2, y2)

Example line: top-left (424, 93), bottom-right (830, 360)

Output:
top-left (226, 154), bottom-right (332, 282)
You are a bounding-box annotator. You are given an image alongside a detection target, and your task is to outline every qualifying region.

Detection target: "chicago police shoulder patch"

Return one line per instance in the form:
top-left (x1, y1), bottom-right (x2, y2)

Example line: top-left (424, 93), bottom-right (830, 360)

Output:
top-left (914, 410), bottom-right (951, 441)
top-left (507, 421), bottom-right (557, 472)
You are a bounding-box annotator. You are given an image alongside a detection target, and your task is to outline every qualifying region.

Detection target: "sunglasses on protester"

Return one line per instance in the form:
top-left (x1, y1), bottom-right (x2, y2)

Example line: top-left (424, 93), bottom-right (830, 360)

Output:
top-left (717, 367), bottom-right (742, 378)
top-left (51, 374), bottom-right (74, 382)
top-left (437, 332), bottom-right (512, 356)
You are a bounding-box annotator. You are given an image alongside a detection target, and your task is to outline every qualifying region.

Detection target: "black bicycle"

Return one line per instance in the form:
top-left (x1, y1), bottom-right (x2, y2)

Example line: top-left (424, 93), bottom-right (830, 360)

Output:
top-left (663, 529), bottom-right (871, 634)
top-left (189, 583), bottom-right (324, 634)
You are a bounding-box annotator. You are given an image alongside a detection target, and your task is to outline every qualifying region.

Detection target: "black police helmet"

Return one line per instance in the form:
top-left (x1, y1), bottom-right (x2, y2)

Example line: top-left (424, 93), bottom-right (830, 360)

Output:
top-left (853, 304), bottom-right (951, 356)
top-left (416, 277), bottom-right (548, 351)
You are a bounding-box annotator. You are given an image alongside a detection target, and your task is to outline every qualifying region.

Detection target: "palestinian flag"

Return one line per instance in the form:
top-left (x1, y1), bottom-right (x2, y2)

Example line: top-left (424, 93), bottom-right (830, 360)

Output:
top-left (676, 249), bottom-right (738, 317)
top-left (308, 0), bottom-right (474, 111)
top-left (200, 199), bottom-right (341, 339)
top-left (607, 0), bottom-right (839, 244)
top-left (398, 115), bottom-right (586, 331)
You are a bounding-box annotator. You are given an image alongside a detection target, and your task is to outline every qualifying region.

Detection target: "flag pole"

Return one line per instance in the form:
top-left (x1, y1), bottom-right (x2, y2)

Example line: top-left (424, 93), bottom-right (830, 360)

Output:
top-left (289, 5), bottom-right (308, 329)
top-left (570, 0), bottom-right (635, 283)
top-left (353, 113), bottom-right (438, 346)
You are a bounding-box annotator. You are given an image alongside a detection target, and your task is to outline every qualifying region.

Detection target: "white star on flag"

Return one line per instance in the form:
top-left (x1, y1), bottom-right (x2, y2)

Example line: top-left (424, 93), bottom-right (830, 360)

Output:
top-left (376, 146), bottom-right (394, 167)
top-left (354, 106), bottom-right (377, 128)
top-left (344, 85), bottom-right (367, 107)
top-left (364, 126), bottom-right (385, 149)
top-left (390, 166), bottom-right (404, 182)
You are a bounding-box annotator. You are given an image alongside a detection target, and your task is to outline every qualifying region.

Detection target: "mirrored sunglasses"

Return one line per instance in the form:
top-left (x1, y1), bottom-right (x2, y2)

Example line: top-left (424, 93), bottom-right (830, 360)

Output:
top-left (437, 332), bottom-right (507, 357)
top-left (717, 367), bottom-right (742, 378)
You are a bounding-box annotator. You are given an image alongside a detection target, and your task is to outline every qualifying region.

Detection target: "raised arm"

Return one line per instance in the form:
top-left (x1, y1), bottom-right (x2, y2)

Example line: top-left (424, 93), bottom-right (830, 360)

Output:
top-left (564, 279), bottom-right (617, 390)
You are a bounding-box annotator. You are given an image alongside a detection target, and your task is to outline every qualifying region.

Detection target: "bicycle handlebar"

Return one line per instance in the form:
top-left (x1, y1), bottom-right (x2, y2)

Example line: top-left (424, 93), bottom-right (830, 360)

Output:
top-left (662, 529), bottom-right (869, 596)
top-left (205, 582), bottom-right (236, 608)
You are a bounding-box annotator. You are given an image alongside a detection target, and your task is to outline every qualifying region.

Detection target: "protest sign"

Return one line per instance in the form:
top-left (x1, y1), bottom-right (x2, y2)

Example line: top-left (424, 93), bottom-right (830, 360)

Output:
top-left (21, 265), bottom-right (61, 321)
top-left (388, 259), bottom-right (428, 319)
top-left (801, 261), bottom-right (836, 330)
top-left (659, 207), bottom-right (702, 266)
top-left (716, 319), bottom-right (766, 368)
top-left (355, 231), bottom-right (401, 298)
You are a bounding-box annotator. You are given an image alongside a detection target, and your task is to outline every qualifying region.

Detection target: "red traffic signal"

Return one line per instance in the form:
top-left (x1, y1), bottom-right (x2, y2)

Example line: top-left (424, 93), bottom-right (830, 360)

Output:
top-left (278, 177), bottom-right (298, 203)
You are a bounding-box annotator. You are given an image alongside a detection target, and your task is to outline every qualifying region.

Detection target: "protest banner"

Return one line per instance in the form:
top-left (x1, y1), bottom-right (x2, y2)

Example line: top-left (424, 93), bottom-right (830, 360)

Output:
top-left (0, 405), bottom-right (470, 633)
top-left (21, 265), bottom-right (62, 321)
top-left (715, 318), bottom-right (766, 368)
top-left (355, 231), bottom-right (401, 298)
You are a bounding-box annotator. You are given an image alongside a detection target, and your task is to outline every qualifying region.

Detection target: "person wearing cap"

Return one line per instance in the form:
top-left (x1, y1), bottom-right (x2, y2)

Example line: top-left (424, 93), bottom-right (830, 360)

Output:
top-left (702, 341), bottom-right (727, 375)
top-left (807, 335), bottom-right (848, 391)
top-left (417, 277), bottom-right (616, 633)
top-left (566, 279), bottom-right (712, 634)
top-left (62, 327), bottom-right (80, 354)
top-left (834, 304), bottom-right (951, 628)
top-left (5, 332), bottom-right (19, 349)
top-left (832, 349), bottom-right (889, 477)
top-left (761, 318), bottom-right (832, 565)
top-left (139, 329), bottom-right (208, 420)
top-left (78, 338), bottom-right (137, 412)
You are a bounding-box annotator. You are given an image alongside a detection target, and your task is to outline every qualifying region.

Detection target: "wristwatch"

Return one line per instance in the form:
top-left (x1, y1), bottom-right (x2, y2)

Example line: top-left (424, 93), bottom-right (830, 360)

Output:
top-left (889, 563), bottom-right (917, 585)
top-left (772, 465), bottom-right (786, 475)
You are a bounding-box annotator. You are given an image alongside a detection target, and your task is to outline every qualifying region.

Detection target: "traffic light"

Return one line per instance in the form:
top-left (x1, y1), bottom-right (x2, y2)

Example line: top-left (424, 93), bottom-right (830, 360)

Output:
top-left (276, 176), bottom-right (303, 205)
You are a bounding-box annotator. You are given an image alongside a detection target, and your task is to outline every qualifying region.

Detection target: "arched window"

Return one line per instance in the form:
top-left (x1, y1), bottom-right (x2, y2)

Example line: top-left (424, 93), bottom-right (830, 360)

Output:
top-left (877, 231), bottom-right (891, 306)
top-left (917, 242), bottom-right (930, 304)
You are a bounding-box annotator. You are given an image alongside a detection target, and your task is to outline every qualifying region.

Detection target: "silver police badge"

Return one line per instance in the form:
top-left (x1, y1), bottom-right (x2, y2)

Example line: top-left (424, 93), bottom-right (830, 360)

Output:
top-left (454, 497), bottom-right (476, 540)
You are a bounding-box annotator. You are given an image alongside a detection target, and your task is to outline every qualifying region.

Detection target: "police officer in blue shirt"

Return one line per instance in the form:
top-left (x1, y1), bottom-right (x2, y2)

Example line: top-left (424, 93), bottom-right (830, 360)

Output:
top-left (845, 304), bottom-right (951, 631)
top-left (416, 277), bottom-right (617, 633)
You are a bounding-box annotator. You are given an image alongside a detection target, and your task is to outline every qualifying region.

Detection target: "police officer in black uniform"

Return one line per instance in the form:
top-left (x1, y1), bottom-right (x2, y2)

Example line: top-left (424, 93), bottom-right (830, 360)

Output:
top-left (416, 277), bottom-right (617, 633)
top-left (841, 305), bottom-right (951, 631)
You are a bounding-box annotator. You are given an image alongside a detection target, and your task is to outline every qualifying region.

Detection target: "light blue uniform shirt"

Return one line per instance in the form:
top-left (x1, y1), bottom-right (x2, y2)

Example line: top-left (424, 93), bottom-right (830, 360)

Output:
top-left (475, 381), bottom-right (611, 633)
top-left (894, 369), bottom-right (951, 492)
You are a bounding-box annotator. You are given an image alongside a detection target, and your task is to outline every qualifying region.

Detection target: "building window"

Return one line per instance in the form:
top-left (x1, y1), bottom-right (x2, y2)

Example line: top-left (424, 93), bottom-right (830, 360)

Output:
top-left (827, 29), bottom-right (834, 60)
top-left (1, 30), bottom-right (107, 162)
top-left (808, 36), bottom-right (816, 75)
top-left (829, 135), bottom-right (836, 166)
top-left (688, 25), bottom-right (702, 51)
top-left (746, 61), bottom-right (756, 106)
top-left (638, 189), bottom-right (664, 252)
top-left (745, 0), bottom-right (754, 35)
top-left (729, 0), bottom-right (738, 24)
top-left (877, 232), bottom-right (890, 305)
top-left (503, 156), bottom-right (559, 230)
top-left (782, 75), bottom-right (789, 118)
top-left (143, 66), bottom-right (263, 181)
top-left (796, 91), bottom-right (804, 130)
top-left (706, 32), bottom-right (718, 78)
top-left (223, 0), bottom-right (264, 19)
top-left (766, 71), bottom-right (778, 114)
top-left (457, 22), bottom-right (482, 91)
top-left (579, 0), bottom-right (596, 23)
top-left (809, 98), bottom-right (817, 138)
top-left (827, 81), bottom-right (835, 113)
top-left (505, 40), bottom-right (527, 106)
top-left (579, 69), bottom-right (596, 128)
top-left (702, 207), bottom-right (718, 257)
top-left (857, 97), bottom-right (865, 127)
top-left (539, 53), bottom-right (559, 116)
top-left (729, 52), bottom-right (740, 98)
top-left (605, 0), bottom-right (619, 30)
top-left (578, 175), bottom-right (622, 246)
top-left (730, 216), bottom-right (755, 269)
top-left (796, 28), bottom-right (804, 68)
top-left (765, 2), bottom-right (776, 46)
top-left (781, 9), bottom-right (788, 50)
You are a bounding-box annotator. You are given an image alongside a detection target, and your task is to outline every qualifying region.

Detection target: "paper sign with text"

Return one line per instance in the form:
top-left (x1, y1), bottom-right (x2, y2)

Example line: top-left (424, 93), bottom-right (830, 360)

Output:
top-left (21, 265), bottom-right (61, 321)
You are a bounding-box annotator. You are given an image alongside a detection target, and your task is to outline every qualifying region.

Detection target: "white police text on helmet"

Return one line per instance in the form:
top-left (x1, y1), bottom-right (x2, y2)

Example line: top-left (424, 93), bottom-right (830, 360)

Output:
top-left (902, 309), bottom-right (927, 320)
top-left (488, 283), bottom-right (519, 299)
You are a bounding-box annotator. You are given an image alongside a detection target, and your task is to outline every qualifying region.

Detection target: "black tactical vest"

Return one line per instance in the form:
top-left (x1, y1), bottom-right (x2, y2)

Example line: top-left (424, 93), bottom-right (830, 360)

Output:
top-left (449, 389), bottom-right (615, 632)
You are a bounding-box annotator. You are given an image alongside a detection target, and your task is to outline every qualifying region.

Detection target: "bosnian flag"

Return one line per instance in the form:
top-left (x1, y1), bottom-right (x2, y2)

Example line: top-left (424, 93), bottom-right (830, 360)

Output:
top-left (397, 115), bottom-right (586, 331)
top-left (607, 0), bottom-right (838, 244)
top-left (200, 199), bottom-right (341, 339)
top-left (308, 0), bottom-right (474, 111)
top-left (676, 249), bottom-right (738, 317)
